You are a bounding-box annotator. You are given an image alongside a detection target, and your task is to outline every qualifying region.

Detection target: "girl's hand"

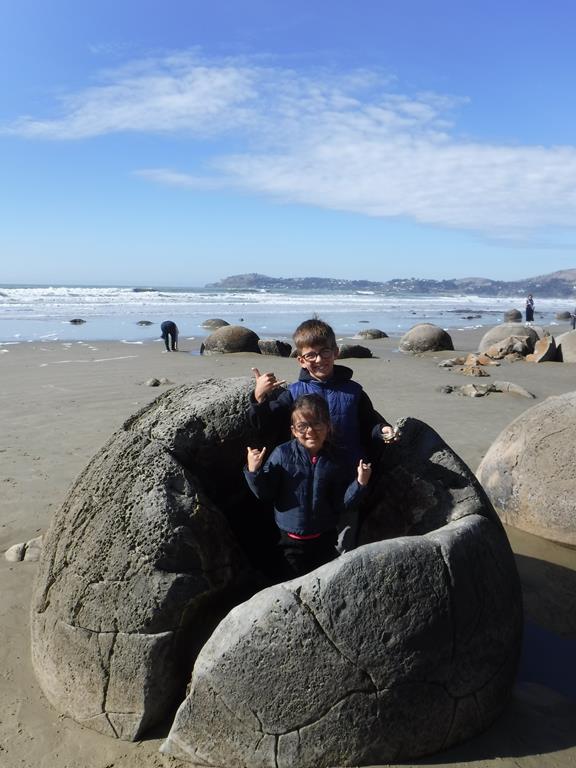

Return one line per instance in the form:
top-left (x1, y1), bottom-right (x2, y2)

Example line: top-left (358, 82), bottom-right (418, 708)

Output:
top-left (357, 459), bottom-right (372, 486)
top-left (247, 446), bottom-right (267, 472)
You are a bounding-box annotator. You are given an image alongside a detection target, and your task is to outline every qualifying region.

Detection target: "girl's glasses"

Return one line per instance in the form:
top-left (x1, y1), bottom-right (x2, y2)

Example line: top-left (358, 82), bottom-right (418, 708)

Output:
top-left (292, 421), bottom-right (326, 435)
top-left (299, 348), bottom-right (334, 362)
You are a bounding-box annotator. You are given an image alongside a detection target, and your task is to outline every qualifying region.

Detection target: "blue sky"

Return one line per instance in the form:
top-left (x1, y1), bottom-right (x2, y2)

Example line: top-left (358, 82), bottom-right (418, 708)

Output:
top-left (2, 0), bottom-right (576, 286)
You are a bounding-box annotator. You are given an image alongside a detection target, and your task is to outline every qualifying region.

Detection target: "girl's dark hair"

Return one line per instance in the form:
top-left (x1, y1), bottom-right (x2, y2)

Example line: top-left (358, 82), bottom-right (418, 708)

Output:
top-left (291, 393), bottom-right (331, 426)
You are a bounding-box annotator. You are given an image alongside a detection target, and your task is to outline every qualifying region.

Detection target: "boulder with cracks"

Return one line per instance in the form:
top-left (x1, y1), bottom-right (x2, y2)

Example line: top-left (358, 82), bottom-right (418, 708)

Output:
top-left (32, 381), bottom-right (522, 764)
top-left (162, 418), bottom-right (522, 766)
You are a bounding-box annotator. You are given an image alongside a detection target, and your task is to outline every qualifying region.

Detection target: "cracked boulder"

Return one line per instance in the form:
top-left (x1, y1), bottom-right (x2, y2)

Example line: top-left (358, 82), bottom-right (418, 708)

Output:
top-left (162, 417), bottom-right (522, 767)
top-left (477, 391), bottom-right (576, 546)
top-left (478, 323), bottom-right (540, 355)
top-left (31, 378), bottom-right (262, 741)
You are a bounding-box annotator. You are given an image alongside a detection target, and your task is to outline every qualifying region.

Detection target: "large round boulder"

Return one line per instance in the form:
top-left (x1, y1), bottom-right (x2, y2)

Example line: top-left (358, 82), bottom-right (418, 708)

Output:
top-left (338, 343), bottom-right (372, 358)
top-left (477, 391), bottom-right (576, 546)
top-left (399, 323), bottom-right (454, 353)
top-left (554, 330), bottom-right (576, 362)
top-left (33, 384), bottom-right (522, 762)
top-left (503, 309), bottom-right (522, 322)
top-left (478, 323), bottom-right (540, 354)
top-left (201, 325), bottom-right (260, 354)
top-left (162, 417), bottom-right (521, 767)
top-left (258, 339), bottom-right (292, 357)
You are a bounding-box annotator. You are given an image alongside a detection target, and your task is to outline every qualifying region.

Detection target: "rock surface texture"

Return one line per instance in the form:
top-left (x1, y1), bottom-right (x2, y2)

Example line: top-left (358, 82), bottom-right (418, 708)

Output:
top-left (477, 391), bottom-right (576, 546)
top-left (162, 417), bottom-right (522, 767)
top-left (31, 379), bottom-right (259, 741)
top-left (399, 323), bottom-right (454, 353)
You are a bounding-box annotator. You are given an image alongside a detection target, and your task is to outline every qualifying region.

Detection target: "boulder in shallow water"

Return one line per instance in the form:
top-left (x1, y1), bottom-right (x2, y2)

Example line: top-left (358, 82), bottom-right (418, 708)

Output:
top-left (477, 391), bottom-right (576, 545)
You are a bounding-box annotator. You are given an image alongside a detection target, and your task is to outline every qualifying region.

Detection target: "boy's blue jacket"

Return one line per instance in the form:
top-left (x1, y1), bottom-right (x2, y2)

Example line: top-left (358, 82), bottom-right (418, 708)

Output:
top-left (248, 364), bottom-right (390, 470)
top-left (244, 439), bottom-right (367, 536)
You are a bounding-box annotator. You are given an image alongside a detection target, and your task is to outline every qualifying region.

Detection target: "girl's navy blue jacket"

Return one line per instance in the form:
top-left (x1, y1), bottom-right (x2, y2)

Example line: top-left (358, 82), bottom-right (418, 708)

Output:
top-left (244, 439), bottom-right (367, 537)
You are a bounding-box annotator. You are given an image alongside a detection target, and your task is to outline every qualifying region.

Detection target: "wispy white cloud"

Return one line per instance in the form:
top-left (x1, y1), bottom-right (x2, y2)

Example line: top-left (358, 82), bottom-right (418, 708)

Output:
top-left (4, 51), bottom-right (576, 236)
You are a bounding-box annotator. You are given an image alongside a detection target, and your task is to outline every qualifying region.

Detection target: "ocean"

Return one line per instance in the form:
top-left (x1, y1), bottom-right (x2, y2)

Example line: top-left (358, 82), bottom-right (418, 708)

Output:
top-left (0, 284), bottom-right (572, 344)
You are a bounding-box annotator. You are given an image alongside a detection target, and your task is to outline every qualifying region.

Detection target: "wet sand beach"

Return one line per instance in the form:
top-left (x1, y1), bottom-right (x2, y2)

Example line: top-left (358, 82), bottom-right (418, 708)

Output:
top-left (1, 328), bottom-right (575, 768)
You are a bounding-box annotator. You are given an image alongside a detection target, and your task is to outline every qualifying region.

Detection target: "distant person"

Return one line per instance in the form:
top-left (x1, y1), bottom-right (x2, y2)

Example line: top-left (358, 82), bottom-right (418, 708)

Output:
top-left (525, 294), bottom-right (535, 325)
top-left (571, 308), bottom-right (576, 331)
top-left (244, 394), bottom-right (372, 579)
top-left (160, 320), bottom-right (179, 351)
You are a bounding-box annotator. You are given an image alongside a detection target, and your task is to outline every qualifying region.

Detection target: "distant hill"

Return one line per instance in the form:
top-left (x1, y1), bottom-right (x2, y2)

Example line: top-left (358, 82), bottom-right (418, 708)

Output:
top-left (206, 270), bottom-right (576, 298)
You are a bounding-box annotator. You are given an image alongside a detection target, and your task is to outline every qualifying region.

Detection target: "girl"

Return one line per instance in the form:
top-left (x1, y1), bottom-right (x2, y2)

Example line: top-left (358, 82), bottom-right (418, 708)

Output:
top-left (244, 393), bottom-right (371, 579)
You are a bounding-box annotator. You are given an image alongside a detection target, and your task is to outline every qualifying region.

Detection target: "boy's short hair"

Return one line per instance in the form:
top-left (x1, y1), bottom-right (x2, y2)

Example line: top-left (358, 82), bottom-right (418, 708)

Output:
top-left (292, 318), bottom-right (337, 353)
top-left (291, 393), bottom-right (331, 425)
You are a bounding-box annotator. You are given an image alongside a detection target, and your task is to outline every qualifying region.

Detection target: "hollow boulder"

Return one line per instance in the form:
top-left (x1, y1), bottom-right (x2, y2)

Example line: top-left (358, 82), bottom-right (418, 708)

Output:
top-left (399, 323), bottom-right (454, 353)
top-left (162, 417), bottom-right (522, 767)
top-left (201, 325), bottom-right (260, 354)
top-left (477, 391), bottom-right (576, 546)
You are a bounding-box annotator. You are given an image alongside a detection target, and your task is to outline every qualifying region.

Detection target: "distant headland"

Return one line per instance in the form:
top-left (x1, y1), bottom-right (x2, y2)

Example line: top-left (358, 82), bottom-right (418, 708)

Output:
top-left (206, 269), bottom-right (576, 298)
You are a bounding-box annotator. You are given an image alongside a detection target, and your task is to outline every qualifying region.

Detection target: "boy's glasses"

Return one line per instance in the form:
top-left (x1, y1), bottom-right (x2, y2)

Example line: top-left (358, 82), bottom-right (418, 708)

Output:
top-left (299, 348), bottom-right (335, 362)
top-left (292, 421), bottom-right (326, 435)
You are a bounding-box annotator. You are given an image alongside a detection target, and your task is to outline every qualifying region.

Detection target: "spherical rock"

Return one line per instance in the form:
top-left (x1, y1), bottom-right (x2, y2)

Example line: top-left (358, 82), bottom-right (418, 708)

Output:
top-left (202, 318), bottom-right (230, 330)
top-left (355, 328), bottom-right (388, 339)
top-left (399, 323), bottom-right (454, 353)
top-left (201, 325), bottom-right (260, 355)
top-left (136, 320), bottom-right (153, 326)
top-left (477, 391), bottom-right (576, 545)
top-left (69, 318), bottom-right (86, 325)
top-left (556, 311), bottom-right (572, 321)
top-left (503, 309), bottom-right (522, 322)
top-left (478, 324), bottom-right (540, 354)
top-left (338, 344), bottom-right (373, 359)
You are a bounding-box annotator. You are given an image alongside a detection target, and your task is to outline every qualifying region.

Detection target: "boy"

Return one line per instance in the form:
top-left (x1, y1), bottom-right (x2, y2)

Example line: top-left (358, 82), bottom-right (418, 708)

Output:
top-left (248, 318), bottom-right (396, 547)
top-left (245, 394), bottom-right (372, 578)
top-left (249, 317), bottom-right (395, 463)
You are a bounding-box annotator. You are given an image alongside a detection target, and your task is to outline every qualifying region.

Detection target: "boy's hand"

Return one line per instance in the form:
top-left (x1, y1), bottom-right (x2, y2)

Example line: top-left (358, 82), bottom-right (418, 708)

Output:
top-left (381, 425), bottom-right (399, 443)
top-left (247, 446), bottom-right (267, 472)
top-left (252, 367), bottom-right (287, 403)
top-left (357, 460), bottom-right (372, 486)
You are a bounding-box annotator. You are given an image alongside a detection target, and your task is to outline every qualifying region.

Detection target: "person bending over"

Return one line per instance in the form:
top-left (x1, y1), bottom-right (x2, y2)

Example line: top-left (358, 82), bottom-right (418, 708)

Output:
top-left (160, 320), bottom-right (179, 351)
top-left (244, 394), bottom-right (372, 579)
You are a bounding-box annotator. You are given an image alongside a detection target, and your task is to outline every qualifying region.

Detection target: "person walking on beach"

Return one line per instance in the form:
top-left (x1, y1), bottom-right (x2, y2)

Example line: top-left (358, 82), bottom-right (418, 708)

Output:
top-left (247, 317), bottom-right (397, 550)
top-left (525, 294), bottom-right (535, 325)
top-left (571, 307), bottom-right (576, 331)
top-left (244, 394), bottom-right (372, 579)
top-left (160, 320), bottom-right (179, 351)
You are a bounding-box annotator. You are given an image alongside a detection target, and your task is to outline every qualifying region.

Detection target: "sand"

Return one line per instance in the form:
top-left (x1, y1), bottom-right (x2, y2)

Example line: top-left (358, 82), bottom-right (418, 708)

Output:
top-left (1, 330), bottom-right (575, 768)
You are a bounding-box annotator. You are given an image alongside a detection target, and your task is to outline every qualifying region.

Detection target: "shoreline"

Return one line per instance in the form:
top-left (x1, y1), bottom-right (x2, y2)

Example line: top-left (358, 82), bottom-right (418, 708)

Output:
top-left (1, 327), bottom-right (576, 767)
